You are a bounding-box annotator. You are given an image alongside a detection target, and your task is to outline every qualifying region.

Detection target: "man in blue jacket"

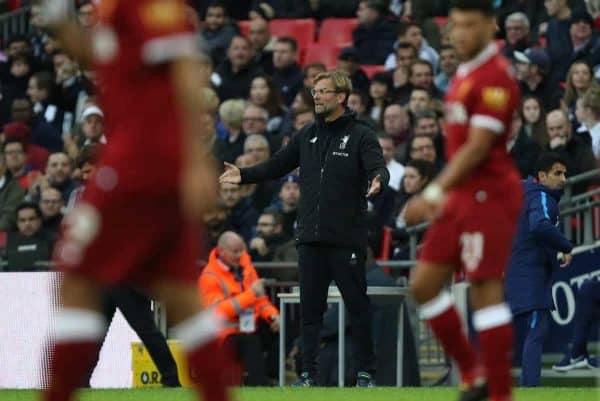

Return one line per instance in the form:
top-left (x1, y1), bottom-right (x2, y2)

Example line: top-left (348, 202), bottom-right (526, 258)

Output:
top-left (505, 152), bottom-right (573, 386)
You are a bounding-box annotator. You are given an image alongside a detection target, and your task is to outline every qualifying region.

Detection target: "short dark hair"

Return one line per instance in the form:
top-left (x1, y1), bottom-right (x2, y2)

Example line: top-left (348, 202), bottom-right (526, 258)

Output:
top-left (3, 138), bottom-right (26, 153)
top-left (409, 59), bottom-right (434, 77)
top-left (206, 0), bottom-right (229, 16)
top-left (6, 35), bottom-right (28, 48)
top-left (349, 89), bottom-right (369, 107)
top-left (276, 36), bottom-right (298, 52)
top-left (405, 159), bottom-right (436, 183)
top-left (303, 62), bottom-right (326, 77)
top-left (535, 152), bottom-right (567, 178)
top-left (450, 0), bottom-right (495, 16)
top-left (414, 109), bottom-right (438, 123)
top-left (398, 21), bottom-right (421, 38)
top-left (32, 71), bottom-right (55, 93)
top-left (439, 44), bottom-right (455, 53)
top-left (396, 42), bottom-right (418, 57)
top-left (17, 202), bottom-right (42, 219)
top-left (260, 211), bottom-right (283, 226)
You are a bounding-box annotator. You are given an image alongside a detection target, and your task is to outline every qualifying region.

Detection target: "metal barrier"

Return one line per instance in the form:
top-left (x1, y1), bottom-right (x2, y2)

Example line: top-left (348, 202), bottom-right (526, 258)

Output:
top-left (560, 168), bottom-right (600, 245)
top-left (0, 6), bottom-right (30, 43)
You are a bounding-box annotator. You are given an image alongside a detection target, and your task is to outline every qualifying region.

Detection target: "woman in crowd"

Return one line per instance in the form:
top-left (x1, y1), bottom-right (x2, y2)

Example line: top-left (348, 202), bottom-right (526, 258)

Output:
top-left (520, 95), bottom-right (548, 148)
top-left (248, 74), bottom-right (287, 134)
top-left (562, 61), bottom-right (600, 118)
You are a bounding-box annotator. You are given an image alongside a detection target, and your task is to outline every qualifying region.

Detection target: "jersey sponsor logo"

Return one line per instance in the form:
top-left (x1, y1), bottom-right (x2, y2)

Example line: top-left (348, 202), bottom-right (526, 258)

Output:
top-left (140, 0), bottom-right (186, 30)
top-left (444, 102), bottom-right (468, 124)
top-left (481, 87), bottom-right (509, 111)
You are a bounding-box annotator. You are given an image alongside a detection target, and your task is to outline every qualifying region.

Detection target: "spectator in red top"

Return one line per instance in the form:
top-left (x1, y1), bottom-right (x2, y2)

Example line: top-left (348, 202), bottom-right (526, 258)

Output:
top-left (3, 122), bottom-right (49, 170)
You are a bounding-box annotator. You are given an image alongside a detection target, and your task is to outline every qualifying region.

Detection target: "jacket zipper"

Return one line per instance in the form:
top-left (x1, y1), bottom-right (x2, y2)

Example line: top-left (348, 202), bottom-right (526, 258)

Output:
top-left (315, 135), bottom-right (332, 237)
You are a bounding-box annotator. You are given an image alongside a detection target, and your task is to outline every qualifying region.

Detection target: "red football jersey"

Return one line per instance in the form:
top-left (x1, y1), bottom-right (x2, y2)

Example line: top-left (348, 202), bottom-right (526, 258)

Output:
top-left (90, 0), bottom-right (196, 190)
top-left (444, 43), bottom-right (521, 195)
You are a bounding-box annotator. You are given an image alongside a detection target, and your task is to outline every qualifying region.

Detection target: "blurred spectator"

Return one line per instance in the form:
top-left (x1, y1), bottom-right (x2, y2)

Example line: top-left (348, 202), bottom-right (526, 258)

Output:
top-left (562, 60), bottom-right (599, 115)
top-left (545, 0), bottom-right (574, 85)
top-left (30, 152), bottom-right (78, 204)
top-left (385, 21), bottom-right (439, 72)
top-left (292, 106), bottom-right (315, 133)
top-left (249, 211), bottom-right (289, 263)
top-left (242, 105), bottom-right (280, 153)
top-left (271, 37), bottom-right (303, 106)
top-left (508, 111), bottom-right (542, 178)
top-left (337, 47), bottom-right (370, 93)
top-left (406, 134), bottom-right (443, 174)
top-left (308, 0), bottom-right (360, 18)
top-left (407, 60), bottom-right (443, 100)
top-left (3, 54), bottom-right (31, 106)
top-left (407, 88), bottom-right (431, 118)
top-left (235, 152), bottom-right (278, 212)
top-left (367, 72), bottom-right (393, 124)
top-left (220, 182), bottom-right (259, 243)
top-left (496, 0), bottom-right (547, 39)
top-left (347, 89), bottom-right (373, 124)
top-left (3, 122), bottom-right (49, 170)
top-left (216, 99), bottom-right (247, 163)
top-left (413, 109), bottom-right (445, 162)
top-left (11, 97), bottom-right (63, 153)
top-left (434, 45), bottom-right (458, 93)
top-left (569, 10), bottom-right (600, 71)
top-left (249, 75), bottom-right (286, 133)
top-left (198, 231), bottom-right (279, 386)
top-left (384, 42), bottom-right (418, 72)
top-left (545, 109), bottom-right (596, 179)
top-left (0, 150), bottom-right (25, 231)
top-left (377, 133), bottom-right (404, 192)
top-left (382, 103), bottom-right (410, 157)
top-left (79, 105), bottom-right (106, 147)
top-left (513, 48), bottom-right (560, 111)
top-left (213, 36), bottom-right (262, 101)
top-left (244, 134), bottom-right (271, 164)
top-left (28, 4), bottom-right (49, 61)
top-left (248, 18), bottom-right (276, 73)
top-left (27, 71), bottom-right (66, 135)
top-left (580, 86), bottom-right (600, 158)
top-left (52, 50), bottom-right (93, 117)
top-left (77, 0), bottom-right (99, 30)
top-left (201, 0), bottom-right (237, 66)
top-left (3, 138), bottom-right (41, 191)
top-left (201, 205), bottom-right (232, 251)
top-left (65, 144), bottom-right (103, 211)
top-left (39, 186), bottom-right (63, 242)
top-left (391, 159), bottom-right (434, 229)
top-left (302, 63), bottom-right (327, 90)
top-left (502, 12), bottom-right (535, 57)
top-left (279, 89), bottom-right (315, 137)
top-left (5, 202), bottom-right (51, 271)
top-left (267, 173), bottom-right (299, 239)
top-left (520, 96), bottom-right (549, 148)
top-left (353, 0), bottom-right (396, 65)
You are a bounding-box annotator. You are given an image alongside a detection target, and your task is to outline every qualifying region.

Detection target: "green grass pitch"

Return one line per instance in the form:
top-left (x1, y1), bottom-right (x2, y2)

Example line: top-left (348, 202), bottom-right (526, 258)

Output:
top-left (1, 387), bottom-right (598, 401)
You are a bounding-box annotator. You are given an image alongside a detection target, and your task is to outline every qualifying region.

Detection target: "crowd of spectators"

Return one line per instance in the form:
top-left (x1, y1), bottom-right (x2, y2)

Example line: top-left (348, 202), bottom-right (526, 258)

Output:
top-left (0, 0), bottom-right (598, 275)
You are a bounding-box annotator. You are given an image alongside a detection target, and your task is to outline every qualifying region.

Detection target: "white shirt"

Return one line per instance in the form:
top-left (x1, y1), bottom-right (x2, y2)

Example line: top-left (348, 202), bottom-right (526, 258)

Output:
top-left (387, 159), bottom-right (405, 192)
top-left (590, 121), bottom-right (600, 158)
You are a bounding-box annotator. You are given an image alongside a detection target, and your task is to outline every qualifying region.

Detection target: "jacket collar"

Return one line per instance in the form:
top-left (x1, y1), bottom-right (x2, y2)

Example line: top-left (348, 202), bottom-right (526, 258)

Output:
top-left (525, 176), bottom-right (564, 202)
top-left (315, 108), bottom-right (357, 131)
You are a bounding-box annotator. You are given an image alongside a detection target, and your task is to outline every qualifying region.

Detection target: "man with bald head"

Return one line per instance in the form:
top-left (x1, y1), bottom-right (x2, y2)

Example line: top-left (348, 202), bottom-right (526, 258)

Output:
top-left (198, 231), bottom-right (280, 386)
top-left (248, 18), bottom-right (276, 73)
top-left (545, 109), bottom-right (595, 182)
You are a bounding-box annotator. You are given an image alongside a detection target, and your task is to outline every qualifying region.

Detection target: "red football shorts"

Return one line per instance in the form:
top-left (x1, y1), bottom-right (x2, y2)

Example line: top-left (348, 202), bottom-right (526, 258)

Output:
top-left (53, 173), bottom-right (199, 287)
top-left (419, 187), bottom-right (522, 280)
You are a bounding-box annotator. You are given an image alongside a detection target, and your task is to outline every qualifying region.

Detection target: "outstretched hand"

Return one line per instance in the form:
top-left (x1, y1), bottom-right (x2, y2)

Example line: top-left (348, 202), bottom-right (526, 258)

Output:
top-left (366, 175), bottom-right (382, 198)
top-left (219, 162), bottom-right (241, 184)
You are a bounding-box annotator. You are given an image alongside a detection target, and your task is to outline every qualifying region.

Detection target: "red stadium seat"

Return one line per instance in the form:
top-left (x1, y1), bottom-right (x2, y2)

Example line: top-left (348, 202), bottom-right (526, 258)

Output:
top-left (269, 18), bottom-right (317, 50)
top-left (238, 20), bottom-right (251, 37)
top-left (302, 43), bottom-right (342, 69)
top-left (362, 65), bottom-right (386, 79)
top-left (318, 18), bottom-right (357, 46)
top-left (433, 16), bottom-right (449, 27)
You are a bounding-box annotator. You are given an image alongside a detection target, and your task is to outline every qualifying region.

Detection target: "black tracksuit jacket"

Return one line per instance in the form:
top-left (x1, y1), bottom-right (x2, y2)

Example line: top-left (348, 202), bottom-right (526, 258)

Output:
top-left (240, 109), bottom-right (389, 248)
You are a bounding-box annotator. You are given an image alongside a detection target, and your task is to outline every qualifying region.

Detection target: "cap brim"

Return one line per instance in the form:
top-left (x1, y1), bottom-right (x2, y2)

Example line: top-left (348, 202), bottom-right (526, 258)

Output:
top-left (513, 51), bottom-right (530, 64)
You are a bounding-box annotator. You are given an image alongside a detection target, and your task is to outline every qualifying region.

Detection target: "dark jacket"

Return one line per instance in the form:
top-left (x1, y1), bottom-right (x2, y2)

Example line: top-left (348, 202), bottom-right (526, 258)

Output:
top-left (0, 173), bottom-right (25, 231)
top-left (510, 128), bottom-right (541, 178)
top-left (352, 17), bottom-right (396, 65)
top-left (240, 109), bottom-right (389, 247)
top-left (271, 63), bottom-right (304, 106)
top-left (505, 177), bottom-right (573, 316)
top-left (213, 60), bottom-right (263, 101)
top-left (201, 23), bottom-right (238, 66)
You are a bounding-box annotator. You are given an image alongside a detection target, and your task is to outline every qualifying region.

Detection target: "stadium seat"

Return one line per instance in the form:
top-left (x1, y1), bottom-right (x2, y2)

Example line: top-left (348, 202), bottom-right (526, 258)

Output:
top-left (238, 20), bottom-right (251, 37)
top-left (269, 18), bottom-right (317, 50)
top-left (433, 16), bottom-right (449, 27)
top-left (362, 65), bottom-right (386, 79)
top-left (318, 18), bottom-right (357, 46)
top-left (302, 43), bottom-right (342, 69)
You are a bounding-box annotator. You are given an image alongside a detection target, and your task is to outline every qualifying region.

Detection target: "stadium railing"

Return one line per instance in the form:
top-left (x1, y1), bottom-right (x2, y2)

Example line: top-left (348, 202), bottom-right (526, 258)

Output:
top-left (0, 5), bottom-right (30, 43)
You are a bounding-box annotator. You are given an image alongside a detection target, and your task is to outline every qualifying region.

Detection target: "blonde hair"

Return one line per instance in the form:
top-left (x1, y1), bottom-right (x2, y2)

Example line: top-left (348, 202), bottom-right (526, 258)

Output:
top-left (563, 61), bottom-right (600, 108)
top-left (218, 99), bottom-right (246, 129)
top-left (313, 70), bottom-right (353, 99)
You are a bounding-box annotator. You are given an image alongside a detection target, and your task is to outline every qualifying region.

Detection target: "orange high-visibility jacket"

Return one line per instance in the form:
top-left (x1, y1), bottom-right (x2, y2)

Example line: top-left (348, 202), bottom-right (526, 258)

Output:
top-left (198, 248), bottom-right (279, 338)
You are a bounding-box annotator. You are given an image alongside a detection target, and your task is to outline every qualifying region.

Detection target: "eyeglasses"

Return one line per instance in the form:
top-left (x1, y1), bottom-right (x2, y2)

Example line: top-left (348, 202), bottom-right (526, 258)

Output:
top-left (310, 88), bottom-right (338, 97)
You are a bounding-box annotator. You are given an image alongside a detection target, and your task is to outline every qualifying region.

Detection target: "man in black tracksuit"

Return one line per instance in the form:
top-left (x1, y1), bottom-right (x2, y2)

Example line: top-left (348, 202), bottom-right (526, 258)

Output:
top-left (220, 71), bottom-right (390, 386)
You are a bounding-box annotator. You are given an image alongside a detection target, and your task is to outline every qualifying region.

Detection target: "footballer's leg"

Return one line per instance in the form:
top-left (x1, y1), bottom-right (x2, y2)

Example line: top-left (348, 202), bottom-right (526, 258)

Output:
top-left (44, 274), bottom-right (106, 401)
top-left (470, 280), bottom-right (514, 401)
top-left (410, 262), bottom-right (481, 391)
top-left (152, 280), bottom-right (231, 401)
